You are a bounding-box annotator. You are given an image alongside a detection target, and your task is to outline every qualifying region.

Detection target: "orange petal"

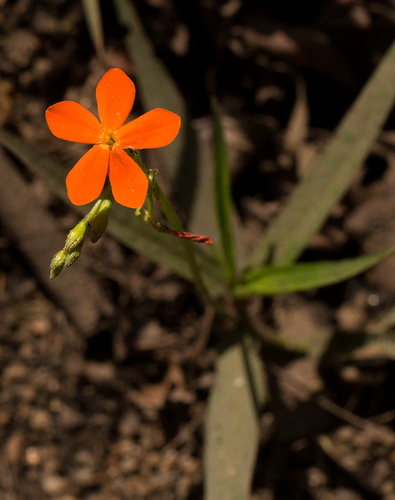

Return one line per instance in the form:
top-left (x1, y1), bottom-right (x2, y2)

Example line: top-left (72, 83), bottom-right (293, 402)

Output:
top-left (46, 101), bottom-right (103, 143)
top-left (66, 145), bottom-right (110, 205)
top-left (96, 68), bottom-right (136, 131)
top-left (116, 108), bottom-right (181, 149)
top-left (109, 148), bottom-right (148, 208)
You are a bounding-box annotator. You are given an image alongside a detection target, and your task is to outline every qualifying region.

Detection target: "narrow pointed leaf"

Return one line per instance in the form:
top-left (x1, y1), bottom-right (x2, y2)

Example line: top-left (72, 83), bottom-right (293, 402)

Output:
top-left (235, 247), bottom-right (393, 298)
top-left (205, 333), bottom-right (266, 500)
top-left (249, 39), bottom-right (395, 268)
top-left (211, 97), bottom-right (236, 284)
top-left (81, 0), bottom-right (105, 58)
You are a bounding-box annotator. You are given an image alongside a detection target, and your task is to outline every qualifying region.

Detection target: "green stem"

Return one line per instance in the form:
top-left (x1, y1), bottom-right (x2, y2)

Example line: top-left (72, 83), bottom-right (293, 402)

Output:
top-left (146, 171), bottom-right (155, 217)
top-left (129, 150), bottom-right (215, 306)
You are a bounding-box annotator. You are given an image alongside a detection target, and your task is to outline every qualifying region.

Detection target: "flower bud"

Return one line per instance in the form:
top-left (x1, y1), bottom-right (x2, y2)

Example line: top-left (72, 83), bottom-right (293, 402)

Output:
top-left (50, 250), bottom-right (66, 279)
top-left (64, 220), bottom-right (88, 252)
top-left (64, 241), bottom-right (83, 267)
top-left (89, 198), bottom-right (113, 243)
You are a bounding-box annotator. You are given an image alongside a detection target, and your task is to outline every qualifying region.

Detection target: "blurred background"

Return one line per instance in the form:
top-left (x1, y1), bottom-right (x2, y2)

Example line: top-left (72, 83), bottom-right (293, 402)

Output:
top-left (1, 0), bottom-right (395, 499)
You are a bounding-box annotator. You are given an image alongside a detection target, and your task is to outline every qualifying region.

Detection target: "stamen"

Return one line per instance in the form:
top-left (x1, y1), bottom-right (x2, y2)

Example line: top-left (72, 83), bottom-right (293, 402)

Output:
top-left (102, 132), bottom-right (117, 149)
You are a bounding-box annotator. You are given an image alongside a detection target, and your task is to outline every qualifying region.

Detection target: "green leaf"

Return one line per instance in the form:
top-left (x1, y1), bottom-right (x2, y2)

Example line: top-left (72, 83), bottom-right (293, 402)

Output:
top-left (211, 97), bottom-right (236, 285)
top-left (81, 0), bottom-right (105, 59)
top-left (0, 129), bottom-right (226, 295)
top-left (112, 0), bottom-right (186, 179)
top-left (205, 333), bottom-right (266, 500)
top-left (183, 121), bottom-right (221, 246)
top-left (235, 247), bottom-right (394, 298)
top-left (249, 39), bottom-right (395, 268)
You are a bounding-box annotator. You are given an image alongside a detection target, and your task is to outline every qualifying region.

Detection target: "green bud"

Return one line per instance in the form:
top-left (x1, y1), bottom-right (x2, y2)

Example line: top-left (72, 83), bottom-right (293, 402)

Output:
top-left (64, 220), bottom-right (88, 252)
top-left (64, 241), bottom-right (83, 267)
top-left (89, 198), bottom-right (113, 243)
top-left (50, 250), bottom-right (66, 279)
top-left (148, 169), bottom-right (158, 182)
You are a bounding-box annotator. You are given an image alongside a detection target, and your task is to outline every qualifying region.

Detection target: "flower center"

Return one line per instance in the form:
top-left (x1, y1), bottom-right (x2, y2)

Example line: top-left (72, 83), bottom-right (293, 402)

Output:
top-left (101, 131), bottom-right (118, 150)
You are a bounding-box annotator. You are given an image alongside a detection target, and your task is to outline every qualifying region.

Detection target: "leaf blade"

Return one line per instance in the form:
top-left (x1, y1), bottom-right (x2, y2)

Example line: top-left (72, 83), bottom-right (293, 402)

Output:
top-left (235, 248), bottom-right (394, 297)
top-left (205, 333), bottom-right (266, 500)
top-left (249, 39), bottom-right (395, 268)
top-left (211, 97), bottom-right (236, 284)
top-left (81, 0), bottom-right (105, 58)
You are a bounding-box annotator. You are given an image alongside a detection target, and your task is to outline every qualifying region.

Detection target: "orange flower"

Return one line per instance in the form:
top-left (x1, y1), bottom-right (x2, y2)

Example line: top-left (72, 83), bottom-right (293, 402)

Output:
top-left (46, 68), bottom-right (181, 208)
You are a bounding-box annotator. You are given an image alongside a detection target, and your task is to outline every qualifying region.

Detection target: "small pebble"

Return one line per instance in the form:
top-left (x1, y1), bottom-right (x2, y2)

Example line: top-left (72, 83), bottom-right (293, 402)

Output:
top-left (29, 409), bottom-right (53, 430)
top-left (84, 362), bottom-right (116, 384)
top-left (41, 475), bottom-right (68, 495)
top-left (2, 29), bottom-right (40, 69)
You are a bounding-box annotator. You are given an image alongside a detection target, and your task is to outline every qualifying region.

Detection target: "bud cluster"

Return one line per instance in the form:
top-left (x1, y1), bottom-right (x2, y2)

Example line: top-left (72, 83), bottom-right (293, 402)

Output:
top-left (50, 196), bottom-right (113, 279)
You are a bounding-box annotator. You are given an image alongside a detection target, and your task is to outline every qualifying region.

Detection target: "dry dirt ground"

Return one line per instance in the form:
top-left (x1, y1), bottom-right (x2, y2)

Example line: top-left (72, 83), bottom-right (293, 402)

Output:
top-left (1, 1), bottom-right (395, 499)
